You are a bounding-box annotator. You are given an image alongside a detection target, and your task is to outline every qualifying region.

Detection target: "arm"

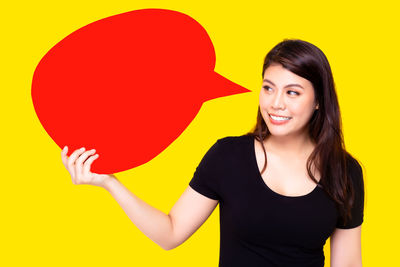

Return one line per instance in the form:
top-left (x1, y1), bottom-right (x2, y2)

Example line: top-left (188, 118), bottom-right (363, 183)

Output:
top-left (104, 179), bottom-right (218, 250)
top-left (330, 225), bottom-right (362, 267)
top-left (62, 146), bottom-right (219, 250)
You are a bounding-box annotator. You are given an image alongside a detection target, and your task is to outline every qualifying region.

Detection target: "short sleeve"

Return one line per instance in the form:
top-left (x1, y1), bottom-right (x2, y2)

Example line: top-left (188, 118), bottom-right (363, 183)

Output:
top-left (336, 157), bottom-right (365, 229)
top-left (189, 139), bottom-right (224, 200)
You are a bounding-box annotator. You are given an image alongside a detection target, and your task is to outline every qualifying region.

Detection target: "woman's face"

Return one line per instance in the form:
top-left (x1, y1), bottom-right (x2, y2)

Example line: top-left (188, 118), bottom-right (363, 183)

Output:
top-left (259, 63), bottom-right (318, 138)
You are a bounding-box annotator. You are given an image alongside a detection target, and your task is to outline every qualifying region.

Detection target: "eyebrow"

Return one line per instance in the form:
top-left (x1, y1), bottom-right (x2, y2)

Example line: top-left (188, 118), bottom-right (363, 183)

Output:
top-left (263, 79), bottom-right (304, 89)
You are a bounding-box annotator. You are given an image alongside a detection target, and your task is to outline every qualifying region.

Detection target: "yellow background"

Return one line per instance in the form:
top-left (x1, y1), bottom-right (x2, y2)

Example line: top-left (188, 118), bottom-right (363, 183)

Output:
top-left (1, 0), bottom-right (399, 266)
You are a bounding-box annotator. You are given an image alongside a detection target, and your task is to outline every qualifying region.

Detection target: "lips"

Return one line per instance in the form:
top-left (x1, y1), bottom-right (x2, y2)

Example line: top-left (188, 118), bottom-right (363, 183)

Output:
top-left (269, 113), bottom-right (292, 119)
top-left (267, 113), bottom-right (292, 125)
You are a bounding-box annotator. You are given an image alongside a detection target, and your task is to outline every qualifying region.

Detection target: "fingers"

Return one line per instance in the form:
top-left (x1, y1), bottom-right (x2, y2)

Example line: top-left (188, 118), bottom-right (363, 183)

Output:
top-left (61, 145), bottom-right (102, 185)
top-left (67, 147), bottom-right (86, 178)
top-left (83, 153), bottom-right (99, 174)
top-left (76, 149), bottom-right (96, 177)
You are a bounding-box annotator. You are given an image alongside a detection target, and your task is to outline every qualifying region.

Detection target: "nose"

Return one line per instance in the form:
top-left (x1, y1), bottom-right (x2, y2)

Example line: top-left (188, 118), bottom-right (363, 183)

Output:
top-left (271, 90), bottom-right (285, 110)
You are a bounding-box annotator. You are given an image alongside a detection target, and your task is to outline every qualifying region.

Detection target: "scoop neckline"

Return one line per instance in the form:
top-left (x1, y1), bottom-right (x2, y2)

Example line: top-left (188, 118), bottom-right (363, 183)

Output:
top-left (247, 135), bottom-right (320, 199)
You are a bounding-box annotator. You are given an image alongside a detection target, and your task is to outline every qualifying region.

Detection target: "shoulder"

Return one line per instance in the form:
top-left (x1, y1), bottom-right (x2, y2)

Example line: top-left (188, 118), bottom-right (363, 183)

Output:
top-left (345, 153), bottom-right (363, 179)
top-left (206, 134), bottom-right (252, 161)
top-left (195, 135), bottom-right (250, 173)
top-left (336, 152), bottom-right (365, 228)
top-left (216, 134), bottom-right (253, 148)
top-left (345, 152), bottom-right (364, 190)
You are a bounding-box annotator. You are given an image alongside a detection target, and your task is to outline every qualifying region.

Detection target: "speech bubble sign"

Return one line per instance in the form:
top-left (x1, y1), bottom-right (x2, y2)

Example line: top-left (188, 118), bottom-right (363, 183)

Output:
top-left (31, 8), bottom-right (251, 174)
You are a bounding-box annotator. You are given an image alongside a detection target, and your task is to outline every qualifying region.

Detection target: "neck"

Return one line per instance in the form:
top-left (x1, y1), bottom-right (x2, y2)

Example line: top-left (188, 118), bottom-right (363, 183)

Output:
top-left (264, 133), bottom-right (315, 159)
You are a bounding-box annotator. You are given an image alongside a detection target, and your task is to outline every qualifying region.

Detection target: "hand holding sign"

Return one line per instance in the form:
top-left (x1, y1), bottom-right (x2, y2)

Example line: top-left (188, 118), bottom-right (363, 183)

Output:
top-left (32, 8), bottom-right (250, 174)
top-left (60, 146), bottom-right (117, 187)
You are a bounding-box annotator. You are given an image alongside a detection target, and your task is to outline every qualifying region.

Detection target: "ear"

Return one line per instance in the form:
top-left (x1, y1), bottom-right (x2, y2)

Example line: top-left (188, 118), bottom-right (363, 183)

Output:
top-left (315, 103), bottom-right (319, 110)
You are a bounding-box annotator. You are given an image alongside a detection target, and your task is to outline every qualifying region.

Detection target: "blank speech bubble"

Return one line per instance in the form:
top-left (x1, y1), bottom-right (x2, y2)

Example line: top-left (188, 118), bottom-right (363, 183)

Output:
top-left (31, 8), bottom-right (251, 174)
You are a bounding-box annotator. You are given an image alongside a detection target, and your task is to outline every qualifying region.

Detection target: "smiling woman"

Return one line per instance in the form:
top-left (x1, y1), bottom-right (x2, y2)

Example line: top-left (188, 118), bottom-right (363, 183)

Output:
top-left (189, 39), bottom-right (364, 266)
top-left (242, 39), bottom-right (364, 266)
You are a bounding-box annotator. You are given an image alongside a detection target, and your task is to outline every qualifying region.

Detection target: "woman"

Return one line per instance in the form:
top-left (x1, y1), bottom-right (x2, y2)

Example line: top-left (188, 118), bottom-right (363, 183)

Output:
top-left (61, 39), bottom-right (364, 267)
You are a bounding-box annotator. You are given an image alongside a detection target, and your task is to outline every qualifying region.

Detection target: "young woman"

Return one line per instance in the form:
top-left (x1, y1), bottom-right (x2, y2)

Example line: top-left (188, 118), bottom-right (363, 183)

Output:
top-left (61, 39), bottom-right (364, 267)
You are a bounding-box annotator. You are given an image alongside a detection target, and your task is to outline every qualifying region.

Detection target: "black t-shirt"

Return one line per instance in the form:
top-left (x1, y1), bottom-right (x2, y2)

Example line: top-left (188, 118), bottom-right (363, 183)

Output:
top-left (189, 135), bottom-right (364, 267)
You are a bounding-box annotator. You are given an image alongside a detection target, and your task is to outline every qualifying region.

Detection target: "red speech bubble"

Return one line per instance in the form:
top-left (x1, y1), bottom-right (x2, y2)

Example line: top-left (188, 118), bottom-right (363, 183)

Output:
top-left (31, 8), bottom-right (250, 174)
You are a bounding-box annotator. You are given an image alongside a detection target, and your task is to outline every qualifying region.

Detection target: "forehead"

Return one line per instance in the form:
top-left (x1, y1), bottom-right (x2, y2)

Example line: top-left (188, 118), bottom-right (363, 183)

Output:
top-left (263, 64), bottom-right (313, 88)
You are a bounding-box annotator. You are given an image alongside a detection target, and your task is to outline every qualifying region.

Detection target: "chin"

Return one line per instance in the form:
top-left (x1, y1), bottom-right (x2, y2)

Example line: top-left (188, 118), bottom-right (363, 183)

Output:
top-left (268, 131), bottom-right (291, 137)
top-left (266, 127), bottom-right (290, 135)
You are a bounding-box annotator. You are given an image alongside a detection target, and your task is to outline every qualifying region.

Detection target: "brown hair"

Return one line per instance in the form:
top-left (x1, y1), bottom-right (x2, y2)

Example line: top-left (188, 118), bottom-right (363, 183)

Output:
top-left (247, 39), bottom-right (360, 224)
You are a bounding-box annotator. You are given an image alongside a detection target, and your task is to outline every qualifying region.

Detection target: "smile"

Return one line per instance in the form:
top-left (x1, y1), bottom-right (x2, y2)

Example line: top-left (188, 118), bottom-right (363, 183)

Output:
top-left (269, 114), bottom-right (292, 121)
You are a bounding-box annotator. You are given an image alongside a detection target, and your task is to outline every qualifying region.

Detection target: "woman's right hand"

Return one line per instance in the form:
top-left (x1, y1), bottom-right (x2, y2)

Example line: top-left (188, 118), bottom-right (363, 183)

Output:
top-left (61, 146), bottom-right (116, 188)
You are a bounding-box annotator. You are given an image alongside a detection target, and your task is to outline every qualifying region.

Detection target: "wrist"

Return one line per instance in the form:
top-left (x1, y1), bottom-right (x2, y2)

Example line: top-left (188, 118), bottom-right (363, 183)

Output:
top-left (102, 175), bottom-right (119, 190)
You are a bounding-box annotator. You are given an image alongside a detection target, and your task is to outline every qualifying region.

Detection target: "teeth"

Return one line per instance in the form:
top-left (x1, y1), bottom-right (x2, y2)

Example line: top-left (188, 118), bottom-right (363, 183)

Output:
top-left (270, 115), bottom-right (291, 121)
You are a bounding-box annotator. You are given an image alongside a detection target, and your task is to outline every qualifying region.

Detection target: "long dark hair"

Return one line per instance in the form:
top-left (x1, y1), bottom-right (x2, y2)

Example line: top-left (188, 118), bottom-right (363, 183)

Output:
top-left (247, 39), bottom-right (359, 224)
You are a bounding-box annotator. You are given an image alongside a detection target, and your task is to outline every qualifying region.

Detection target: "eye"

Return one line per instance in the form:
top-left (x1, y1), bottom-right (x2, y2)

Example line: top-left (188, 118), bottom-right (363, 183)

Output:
top-left (288, 90), bottom-right (299, 96)
top-left (263, 86), bottom-right (272, 91)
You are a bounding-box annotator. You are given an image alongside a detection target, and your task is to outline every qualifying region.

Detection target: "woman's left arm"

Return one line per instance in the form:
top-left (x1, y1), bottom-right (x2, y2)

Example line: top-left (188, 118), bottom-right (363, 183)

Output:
top-left (330, 225), bottom-right (362, 267)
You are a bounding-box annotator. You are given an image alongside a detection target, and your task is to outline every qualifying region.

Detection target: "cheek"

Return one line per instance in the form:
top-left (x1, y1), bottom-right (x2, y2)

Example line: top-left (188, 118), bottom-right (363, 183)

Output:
top-left (259, 93), bottom-right (270, 107)
top-left (290, 101), bottom-right (315, 118)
